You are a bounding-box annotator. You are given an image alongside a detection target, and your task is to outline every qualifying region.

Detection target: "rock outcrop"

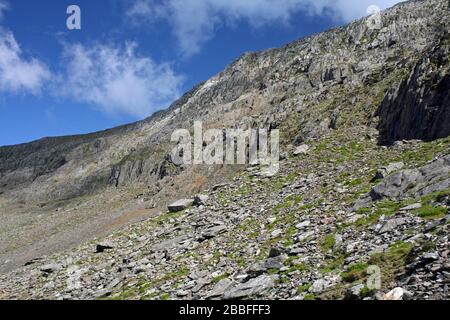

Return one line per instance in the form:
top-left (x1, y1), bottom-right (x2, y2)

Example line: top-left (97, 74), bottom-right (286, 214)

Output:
top-left (377, 35), bottom-right (450, 145)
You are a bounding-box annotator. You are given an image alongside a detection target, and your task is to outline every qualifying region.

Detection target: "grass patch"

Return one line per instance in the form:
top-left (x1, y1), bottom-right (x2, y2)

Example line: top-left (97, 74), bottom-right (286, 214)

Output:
top-left (320, 234), bottom-right (336, 253)
top-left (320, 255), bottom-right (345, 274)
top-left (355, 200), bottom-right (400, 227)
top-left (211, 273), bottom-right (229, 285)
top-left (297, 283), bottom-right (312, 294)
top-left (368, 241), bottom-right (414, 290)
top-left (414, 188), bottom-right (450, 219)
top-left (415, 204), bottom-right (447, 219)
top-left (303, 294), bottom-right (316, 300)
top-left (341, 263), bottom-right (369, 283)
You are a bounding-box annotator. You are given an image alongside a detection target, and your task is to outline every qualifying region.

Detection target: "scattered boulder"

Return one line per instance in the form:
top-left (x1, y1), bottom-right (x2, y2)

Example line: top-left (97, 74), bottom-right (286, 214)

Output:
top-left (206, 278), bottom-right (233, 299)
top-left (40, 263), bottom-right (62, 274)
top-left (421, 251), bottom-right (439, 262)
top-left (271, 229), bottom-right (283, 238)
top-left (373, 162), bottom-right (404, 181)
top-left (168, 199), bottom-right (194, 212)
top-left (93, 288), bottom-right (112, 299)
top-left (268, 247), bottom-right (284, 258)
top-left (24, 258), bottom-right (44, 266)
top-left (345, 284), bottom-right (366, 300)
top-left (96, 242), bottom-right (114, 253)
top-left (295, 231), bottom-right (314, 243)
top-left (295, 220), bottom-right (311, 230)
top-left (223, 275), bottom-right (277, 299)
top-left (382, 287), bottom-right (404, 300)
top-left (293, 145), bottom-right (310, 156)
top-left (376, 217), bottom-right (408, 234)
top-left (310, 276), bottom-right (341, 294)
top-left (248, 255), bottom-right (288, 276)
top-left (194, 195), bottom-right (209, 206)
top-left (400, 203), bottom-right (422, 211)
top-left (198, 225), bottom-right (227, 242)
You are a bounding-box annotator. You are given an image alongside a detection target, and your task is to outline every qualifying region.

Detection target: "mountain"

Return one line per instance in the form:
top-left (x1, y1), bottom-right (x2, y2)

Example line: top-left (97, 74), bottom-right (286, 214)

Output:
top-left (0, 0), bottom-right (449, 300)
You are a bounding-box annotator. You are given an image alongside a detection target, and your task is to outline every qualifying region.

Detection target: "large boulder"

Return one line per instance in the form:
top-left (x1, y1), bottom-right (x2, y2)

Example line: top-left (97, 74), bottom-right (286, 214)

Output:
top-left (223, 275), bottom-right (277, 299)
top-left (369, 155), bottom-right (450, 200)
top-left (373, 162), bottom-right (404, 180)
top-left (168, 199), bottom-right (194, 212)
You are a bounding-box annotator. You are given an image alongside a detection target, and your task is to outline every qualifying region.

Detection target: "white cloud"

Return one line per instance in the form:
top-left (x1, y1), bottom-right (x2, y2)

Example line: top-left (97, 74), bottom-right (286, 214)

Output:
top-left (128, 0), bottom-right (404, 57)
top-left (0, 0), bottom-right (9, 21)
top-left (0, 1), bottom-right (50, 95)
top-left (62, 42), bottom-right (184, 117)
top-left (0, 29), bottom-right (50, 94)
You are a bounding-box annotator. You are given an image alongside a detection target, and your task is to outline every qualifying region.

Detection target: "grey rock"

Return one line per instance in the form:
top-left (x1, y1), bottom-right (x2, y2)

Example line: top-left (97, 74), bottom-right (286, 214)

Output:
top-left (382, 287), bottom-right (404, 300)
top-left (400, 203), bottom-right (422, 211)
top-left (248, 255), bottom-right (288, 275)
top-left (223, 275), bottom-right (277, 299)
top-left (295, 231), bottom-right (314, 243)
top-left (271, 229), bottom-right (283, 238)
top-left (293, 145), bottom-right (310, 156)
top-left (376, 217), bottom-right (408, 234)
top-left (421, 252), bottom-right (439, 262)
top-left (268, 247), bottom-right (284, 258)
top-left (40, 263), bottom-right (62, 274)
top-left (193, 195), bottom-right (209, 206)
top-left (374, 162), bottom-right (404, 180)
top-left (295, 220), bottom-right (311, 230)
top-left (345, 284), bottom-right (366, 300)
top-left (199, 225), bottom-right (227, 242)
top-left (369, 155), bottom-right (450, 201)
top-left (168, 199), bottom-right (194, 212)
top-left (93, 288), bottom-right (111, 299)
top-left (96, 242), bottom-right (114, 253)
top-left (206, 278), bottom-right (233, 299)
top-left (310, 276), bottom-right (341, 294)
top-left (377, 39), bottom-right (450, 145)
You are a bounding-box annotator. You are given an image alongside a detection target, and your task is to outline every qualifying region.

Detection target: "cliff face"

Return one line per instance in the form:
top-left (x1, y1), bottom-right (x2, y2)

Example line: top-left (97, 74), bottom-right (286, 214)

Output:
top-left (0, 0), bottom-right (449, 296)
top-left (377, 35), bottom-right (450, 145)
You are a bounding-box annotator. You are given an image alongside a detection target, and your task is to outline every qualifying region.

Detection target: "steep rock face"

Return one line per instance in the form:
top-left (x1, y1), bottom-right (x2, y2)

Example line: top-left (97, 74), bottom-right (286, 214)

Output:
top-left (377, 35), bottom-right (450, 145)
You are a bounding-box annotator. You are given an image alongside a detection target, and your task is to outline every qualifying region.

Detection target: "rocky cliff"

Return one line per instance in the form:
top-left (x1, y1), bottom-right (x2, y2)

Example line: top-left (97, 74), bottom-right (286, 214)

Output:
top-left (0, 0), bottom-right (449, 300)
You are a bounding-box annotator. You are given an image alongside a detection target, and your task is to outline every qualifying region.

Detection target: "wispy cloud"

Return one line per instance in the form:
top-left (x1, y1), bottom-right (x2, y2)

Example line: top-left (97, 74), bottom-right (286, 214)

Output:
top-left (0, 1), bottom-right (50, 95)
top-left (0, 0), bottom-right (183, 118)
top-left (0, 0), bottom-right (9, 21)
top-left (0, 29), bottom-right (51, 94)
top-left (128, 0), bottom-right (403, 57)
top-left (61, 42), bottom-right (184, 117)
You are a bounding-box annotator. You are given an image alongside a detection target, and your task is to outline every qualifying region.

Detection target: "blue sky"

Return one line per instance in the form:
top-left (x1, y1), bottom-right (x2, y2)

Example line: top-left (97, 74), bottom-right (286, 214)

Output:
top-left (0, 0), bottom-right (403, 146)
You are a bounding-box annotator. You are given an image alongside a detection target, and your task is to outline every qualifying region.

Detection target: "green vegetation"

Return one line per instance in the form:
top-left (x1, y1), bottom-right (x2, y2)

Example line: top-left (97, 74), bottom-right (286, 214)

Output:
top-left (415, 204), bottom-right (447, 219)
top-left (211, 273), bottom-right (229, 285)
top-left (369, 241), bottom-right (414, 289)
top-left (297, 283), bottom-right (312, 294)
top-left (320, 255), bottom-right (345, 274)
top-left (320, 234), bottom-right (336, 253)
top-left (160, 293), bottom-right (170, 300)
top-left (412, 188), bottom-right (450, 219)
top-left (355, 200), bottom-right (400, 227)
top-left (303, 294), bottom-right (316, 300)
top-left (341, 263), bottom-right (369, 283)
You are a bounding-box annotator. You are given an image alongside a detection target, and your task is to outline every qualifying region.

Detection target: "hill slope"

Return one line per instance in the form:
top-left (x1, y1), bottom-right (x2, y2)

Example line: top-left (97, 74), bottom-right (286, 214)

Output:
top-left (0, 0), bottom-right (449, 299)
